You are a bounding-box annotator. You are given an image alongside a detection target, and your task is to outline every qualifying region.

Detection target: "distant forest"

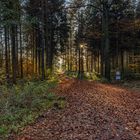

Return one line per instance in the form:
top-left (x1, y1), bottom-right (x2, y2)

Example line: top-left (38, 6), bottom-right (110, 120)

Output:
top-left (0, 0), bottom-right (140, 84)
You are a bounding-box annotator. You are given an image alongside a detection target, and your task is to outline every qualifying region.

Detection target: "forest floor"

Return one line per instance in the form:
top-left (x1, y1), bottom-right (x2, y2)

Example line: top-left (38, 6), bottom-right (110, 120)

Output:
top-left (121, 80), bottom-right (140, 92)
top-left (13, 77), bottom-right (140, 140)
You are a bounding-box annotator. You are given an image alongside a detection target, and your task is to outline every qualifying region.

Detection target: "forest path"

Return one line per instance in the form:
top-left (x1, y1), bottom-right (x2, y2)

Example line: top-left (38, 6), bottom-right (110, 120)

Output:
top-left (16, 78), bottom-right (140, 140)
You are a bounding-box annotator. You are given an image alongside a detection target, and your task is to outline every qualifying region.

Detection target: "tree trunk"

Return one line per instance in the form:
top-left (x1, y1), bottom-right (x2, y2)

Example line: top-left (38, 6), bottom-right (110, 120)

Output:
top-left (4, 27), bottom-right (10, 83)
top-left (104, 5), bottom-right (111, 80)
top-left (11, 24), bottom-right (17, 84)
top-left (41, 0), bottom-right (45, 80)
top-left (20, 24), bottom-right (23, 78)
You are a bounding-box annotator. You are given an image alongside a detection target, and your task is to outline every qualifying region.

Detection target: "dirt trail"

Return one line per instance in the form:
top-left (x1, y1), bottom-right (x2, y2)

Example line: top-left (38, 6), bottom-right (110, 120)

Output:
top-left (14, 79), bottom-right (140, 140)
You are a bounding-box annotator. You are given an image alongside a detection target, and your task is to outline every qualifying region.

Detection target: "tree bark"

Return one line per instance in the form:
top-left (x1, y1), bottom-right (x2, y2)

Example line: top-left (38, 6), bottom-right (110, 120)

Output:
top-left (11, 24), bottom-right (17, 84)
top-left (4, 27), bottom-right (10, 83)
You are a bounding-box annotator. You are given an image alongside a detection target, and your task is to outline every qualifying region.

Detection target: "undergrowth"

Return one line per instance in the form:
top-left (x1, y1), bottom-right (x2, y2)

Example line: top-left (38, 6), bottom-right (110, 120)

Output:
top-left (65, 71), bottom-right (108, 82)
top-left (0, 80), bottom-right (65, 139)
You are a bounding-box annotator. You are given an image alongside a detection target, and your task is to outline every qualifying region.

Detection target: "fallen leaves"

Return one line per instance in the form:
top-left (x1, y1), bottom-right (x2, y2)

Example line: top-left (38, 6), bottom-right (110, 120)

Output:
top-left (12, 79), bottom-right (140, 140)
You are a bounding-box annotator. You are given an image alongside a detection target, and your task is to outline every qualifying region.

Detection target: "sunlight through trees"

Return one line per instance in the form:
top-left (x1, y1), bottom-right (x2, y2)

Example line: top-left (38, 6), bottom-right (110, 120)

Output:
top-left (0, 0), bottom-right (140, 83)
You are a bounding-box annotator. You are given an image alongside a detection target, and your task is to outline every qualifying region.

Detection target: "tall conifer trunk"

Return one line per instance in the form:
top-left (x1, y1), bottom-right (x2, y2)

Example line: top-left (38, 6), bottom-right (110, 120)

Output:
top-left (11, 24), bottom-right (17, 84)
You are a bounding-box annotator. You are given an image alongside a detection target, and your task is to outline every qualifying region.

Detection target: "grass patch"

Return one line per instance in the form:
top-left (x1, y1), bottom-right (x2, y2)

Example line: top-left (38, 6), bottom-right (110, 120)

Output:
top-left (0, 80), bottom-right (65, 139)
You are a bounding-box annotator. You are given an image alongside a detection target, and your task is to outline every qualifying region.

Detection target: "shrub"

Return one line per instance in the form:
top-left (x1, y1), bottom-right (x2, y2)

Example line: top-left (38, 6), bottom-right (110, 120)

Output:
top-left (0, 80), bottom-right (65, 139)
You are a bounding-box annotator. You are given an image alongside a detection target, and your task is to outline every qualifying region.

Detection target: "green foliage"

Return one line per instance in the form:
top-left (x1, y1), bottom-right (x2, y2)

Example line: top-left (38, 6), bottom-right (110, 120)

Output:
top-left (66, 71), bottom-right (115, 84)
top-left (124, 72), bottom-right (140, 80)
top-left (65, 71), bottom-right (111, 83)
top-left (47, 93), bottom-right (56, 101)
top-left (81, 72), bottom-right (112, 83)
top-left (65, 71), bottom-right (102, 81)
top-left (84, 72), bottom-right (100, 81)
top-left (0, 80), bottom-right (65, 139)
top-left (66, 71), bottom-right (78, 78)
